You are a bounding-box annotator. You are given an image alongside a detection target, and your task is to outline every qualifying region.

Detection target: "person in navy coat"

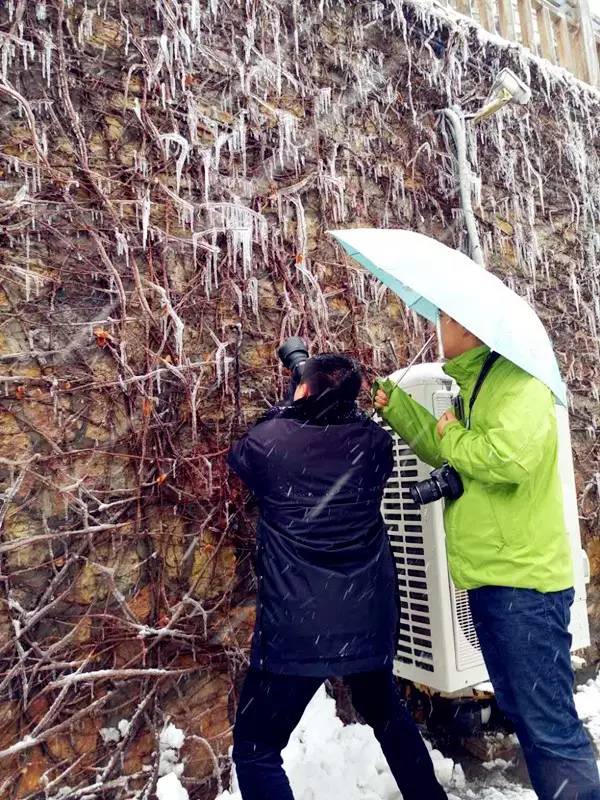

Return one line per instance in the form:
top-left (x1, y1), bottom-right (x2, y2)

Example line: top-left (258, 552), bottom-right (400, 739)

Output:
top-left (228, 353), bottom-right (447, 800)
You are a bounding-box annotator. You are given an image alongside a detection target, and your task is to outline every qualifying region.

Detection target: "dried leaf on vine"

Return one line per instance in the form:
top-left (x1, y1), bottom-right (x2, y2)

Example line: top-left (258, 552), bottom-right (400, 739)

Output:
top-left (93, 328), bottom-right (113, 348)
top-left (142, 398), bottom-right (153, 417)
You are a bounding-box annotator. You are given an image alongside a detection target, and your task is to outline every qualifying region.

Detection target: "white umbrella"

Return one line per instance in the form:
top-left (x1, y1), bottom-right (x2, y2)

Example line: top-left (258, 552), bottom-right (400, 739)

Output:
top-left (330, 228), bottom-right (566, 405)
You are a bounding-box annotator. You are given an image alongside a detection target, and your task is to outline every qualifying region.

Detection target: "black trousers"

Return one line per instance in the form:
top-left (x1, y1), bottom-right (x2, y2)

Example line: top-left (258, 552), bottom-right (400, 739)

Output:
top-left (232, 667), bottom-right (448, 800)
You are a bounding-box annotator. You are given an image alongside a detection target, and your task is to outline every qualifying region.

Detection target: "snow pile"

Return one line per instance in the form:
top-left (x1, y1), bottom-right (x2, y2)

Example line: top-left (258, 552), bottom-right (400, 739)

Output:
top-left (216, 672), bottom-right (600, 800)
top-left (100, 726), bottom-right (121, 745)
top-left (157, 772), bottom-right (189, 800)
top-left (217, 686), bottom-right (464, 800)
top-left (159, 723), bottom-right (186, 777)
top-left (100, 718), bottom-right (130, 744)
top-left (100, 717), bottom-right (190, 799)
top-left (156, 722), bottom-right (188, 800)
top-left (575, 674), bottom-right (600, 743)
top-left (460, 782), bottom-right (535, 799)
top-left (482, 758), bottom-right (512, 772)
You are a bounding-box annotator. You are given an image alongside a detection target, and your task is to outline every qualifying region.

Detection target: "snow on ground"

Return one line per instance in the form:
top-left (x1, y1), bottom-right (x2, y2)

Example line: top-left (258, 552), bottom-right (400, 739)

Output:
top-left (576, 673), bottom-right (600, 745)
top-left (215, 672), bottom-right (600, 800)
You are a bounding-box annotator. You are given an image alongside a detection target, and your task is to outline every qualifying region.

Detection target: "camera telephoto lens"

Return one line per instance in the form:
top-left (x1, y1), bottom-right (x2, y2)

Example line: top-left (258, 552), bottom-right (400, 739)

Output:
top-left (277, 337), bottom-right (309, 378)
top-left (409, 464), bottom-right (464, 507)
top-left (409, 478), bottom-right (443, 506)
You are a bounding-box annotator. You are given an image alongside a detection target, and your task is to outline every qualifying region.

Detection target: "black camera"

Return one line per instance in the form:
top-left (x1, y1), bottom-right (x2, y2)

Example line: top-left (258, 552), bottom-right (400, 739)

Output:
top-left (277, 336), bottom-right (309, 396)
top-left (409, 463), bottom-right (463, 506)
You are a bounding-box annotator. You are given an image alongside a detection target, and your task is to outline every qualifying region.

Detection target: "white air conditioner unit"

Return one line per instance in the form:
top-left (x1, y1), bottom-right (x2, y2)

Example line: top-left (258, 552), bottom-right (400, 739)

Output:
top-left (379, 362), bottom-right (590, 695)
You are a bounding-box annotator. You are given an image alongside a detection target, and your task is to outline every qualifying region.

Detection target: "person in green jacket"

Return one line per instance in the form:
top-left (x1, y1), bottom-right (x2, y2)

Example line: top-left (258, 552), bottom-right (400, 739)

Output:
top-left (374, 312), bottom-right (600, 800)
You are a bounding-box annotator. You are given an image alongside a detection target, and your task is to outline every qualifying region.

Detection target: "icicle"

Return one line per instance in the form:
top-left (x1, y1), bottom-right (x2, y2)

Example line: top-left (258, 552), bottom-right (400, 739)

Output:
top-left (318, 155), bottom-right (347, 223)
top-left (315, 87), bottom-right (332, 116)
top-left (287, 195), bottom-right (308, 268)
top-left (231, 282), bottom-right (243, 316)
top-left (277, 111), bottom-right (299, 171)
top-left (40, 32), bottom-right (53, 88)
top-left (189, 0), bottom-right (200, 36)
top-left (49, 377), bottom-right (59, 419)
top-left (159, 133), bottom-right (190, 195)
top-left (246, 277), bottom-right (259, 317)
top-left (122, 16), bottom-right (131, 56)
top-left (229, 228), bottom-right (252, 276)
top-left (78, 9), bottom-right (95, 46)
top-left (141, 193), bottom-right (151, 250)
top-left (187, 96), bottom-right (199, 146)
top-left (210, 334), bottom-right (233, 389)
top-left (271, 9), bottom-right (282, 95)
top-left (115, 230), bottom-right (129, 268)
top-left (349, 268), bottom-right (366, 304)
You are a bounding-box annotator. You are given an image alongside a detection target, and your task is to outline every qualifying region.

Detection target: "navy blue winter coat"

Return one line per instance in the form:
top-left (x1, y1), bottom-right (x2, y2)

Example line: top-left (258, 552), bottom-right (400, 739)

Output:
top-left (228, 395), bottom-right (398, 677)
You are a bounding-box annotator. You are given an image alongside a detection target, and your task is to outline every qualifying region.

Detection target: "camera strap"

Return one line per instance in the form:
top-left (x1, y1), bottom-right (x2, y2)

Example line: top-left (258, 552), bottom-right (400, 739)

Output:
top-left (466, 350), bottom-right (500, 429)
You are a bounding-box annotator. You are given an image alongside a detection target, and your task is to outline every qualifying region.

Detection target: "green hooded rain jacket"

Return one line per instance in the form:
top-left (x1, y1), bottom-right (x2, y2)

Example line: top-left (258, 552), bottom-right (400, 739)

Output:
top-left (375, 345), bottom-right (574, 593)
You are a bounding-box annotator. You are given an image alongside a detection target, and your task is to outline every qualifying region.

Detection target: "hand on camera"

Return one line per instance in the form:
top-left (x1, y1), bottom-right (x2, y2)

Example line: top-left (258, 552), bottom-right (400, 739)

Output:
top-left (436, 410), bottom-right (457, 438)
top-left (373, 389), bottom-right (390, 410)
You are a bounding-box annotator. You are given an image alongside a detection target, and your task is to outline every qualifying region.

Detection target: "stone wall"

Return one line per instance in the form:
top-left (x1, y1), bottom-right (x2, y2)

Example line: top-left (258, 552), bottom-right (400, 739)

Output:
top-left (0, 1), bottom-right (599, 797)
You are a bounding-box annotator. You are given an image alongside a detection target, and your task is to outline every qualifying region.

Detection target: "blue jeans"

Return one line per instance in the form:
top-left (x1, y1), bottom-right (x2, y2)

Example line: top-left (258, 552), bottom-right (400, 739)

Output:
top-left (232, 668), bottom-right (447, 800)
top-left (469, 586), bottom-right (600, 800)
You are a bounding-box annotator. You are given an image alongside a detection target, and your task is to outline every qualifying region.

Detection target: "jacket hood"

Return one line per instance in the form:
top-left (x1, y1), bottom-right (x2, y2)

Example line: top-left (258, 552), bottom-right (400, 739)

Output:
top-left (255, 393), bottom-right (365, 427)
top-left (442, 344), bottom-right (491, 388)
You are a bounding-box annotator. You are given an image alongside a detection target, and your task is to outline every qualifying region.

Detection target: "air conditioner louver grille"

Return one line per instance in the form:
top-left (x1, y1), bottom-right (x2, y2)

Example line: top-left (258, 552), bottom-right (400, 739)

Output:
top-left (381, 423), bottom-right (434, 671)
top-left (452, 585), bottom-right (483, 670)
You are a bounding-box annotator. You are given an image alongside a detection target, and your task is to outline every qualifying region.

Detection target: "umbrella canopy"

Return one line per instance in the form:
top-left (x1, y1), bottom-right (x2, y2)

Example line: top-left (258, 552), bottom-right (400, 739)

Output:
top-left (330, 228), bottom-right (566, 405)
